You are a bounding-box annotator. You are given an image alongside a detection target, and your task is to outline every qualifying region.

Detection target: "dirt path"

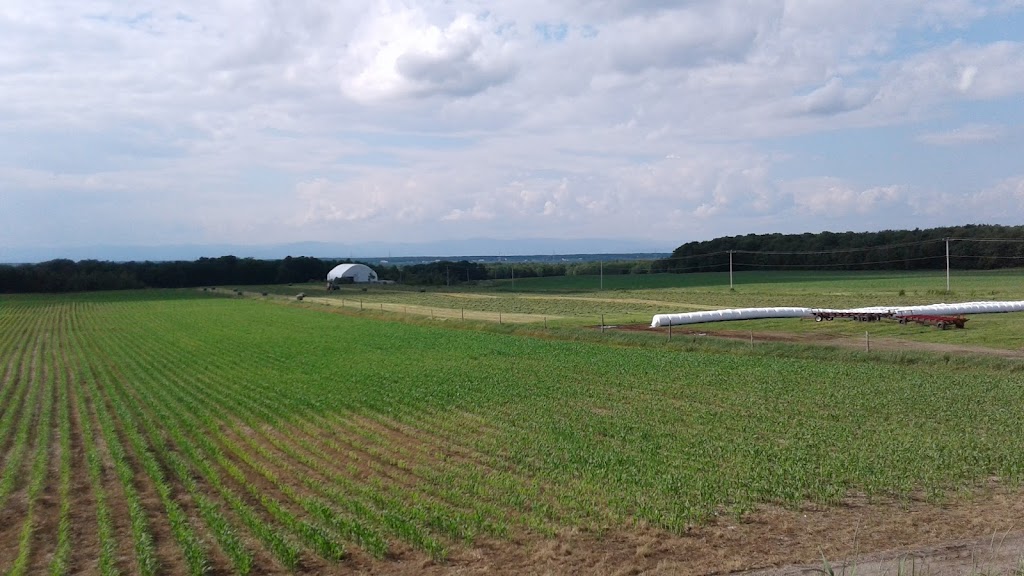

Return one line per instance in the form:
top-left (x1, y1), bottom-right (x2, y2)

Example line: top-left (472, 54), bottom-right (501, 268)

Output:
top-left (707, 328), bottom-right (1024, 359)
top-left (514, 293), bottom-right (725, 310)
top-left (613, 324), bottom-right (1024, 359)
top-left (302, 296), bottom-right (559, 324)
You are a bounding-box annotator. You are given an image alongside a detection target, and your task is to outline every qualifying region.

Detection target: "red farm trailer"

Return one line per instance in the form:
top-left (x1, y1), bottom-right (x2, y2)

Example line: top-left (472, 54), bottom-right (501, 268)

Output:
top-left (895, 314), bottom-right (968, 330)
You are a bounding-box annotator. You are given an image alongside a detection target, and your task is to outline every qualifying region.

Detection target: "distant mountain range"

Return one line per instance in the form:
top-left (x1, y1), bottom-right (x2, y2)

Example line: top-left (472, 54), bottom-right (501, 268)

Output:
top-left (1, 238), bottom-right (669, 264)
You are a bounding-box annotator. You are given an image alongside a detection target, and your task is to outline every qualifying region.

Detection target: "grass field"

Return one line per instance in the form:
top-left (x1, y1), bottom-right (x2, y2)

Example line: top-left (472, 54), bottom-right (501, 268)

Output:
top-left (232, 269), bottom-right (1024, 349)
top-left (2, 278), bottom-right (1024, 574)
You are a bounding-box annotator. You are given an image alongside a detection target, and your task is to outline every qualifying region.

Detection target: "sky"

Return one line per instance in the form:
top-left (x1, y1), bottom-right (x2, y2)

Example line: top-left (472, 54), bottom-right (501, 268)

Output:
top-left (2, 0), bottom-right (1023, 259)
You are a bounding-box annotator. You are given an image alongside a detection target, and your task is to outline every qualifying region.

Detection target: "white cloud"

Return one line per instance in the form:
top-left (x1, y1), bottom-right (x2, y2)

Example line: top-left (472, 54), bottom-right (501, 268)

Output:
top-left (341, 7), bottom-right (517, 102)
top-left (796, 77), bottom-right (876, 116)
top-left (1, 0), bottom-right (1024, 255)
top-left (917, 123), bottom-right (1004, 145)
top-left (786, 178), bottom-right (908, 216)
top-left (876, 41), bottom-right (1024, 111)
top-left (970, 175), bottom-right (1024, 216)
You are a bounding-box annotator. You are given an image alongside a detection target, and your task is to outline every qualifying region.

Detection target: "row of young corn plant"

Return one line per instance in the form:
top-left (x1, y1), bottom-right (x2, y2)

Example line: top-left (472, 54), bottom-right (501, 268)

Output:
top-left (214, 433), bottom-right (345, 563)
top-left (104, 303), bottom-right (454, 559)
top-left (0, 302), bottom-right (43, 422)
top-left (148, 302), bottom-right (532, 543)
top-left (120, 299), bottom-right (574, 547)
top-left (284, 412), bottom-right (503, 546)
top-left (159, 359), bottom-right (440, 562)
top-left (223, 414), bottom-right (445, 560)
top-left (69, 302), bottom-right (305, 572)
top-left (200, 387), bottom-right (450, 556)
top-left (306, 412), bottom-right (525, 538)
top-left (5, 314), bottom-right (57, 576)
top-left (73, 331), bottom-right (213, 576)
top-left (163, 346), bottom-right (468, 559)
top-left (96, 319), bottom-right (355, 566)
top-left (87, 324), bottom-right (314, 572)
top-left (75, 321), bottom-right (258, 575)
top-left (68, 340), bottom-right (160, 576)
top-left (0, 314), bottom-right (48, 511)
top-left (68, 334), bottom-right (120, 576)
top-left (48, 345), bottom-right (73, 576)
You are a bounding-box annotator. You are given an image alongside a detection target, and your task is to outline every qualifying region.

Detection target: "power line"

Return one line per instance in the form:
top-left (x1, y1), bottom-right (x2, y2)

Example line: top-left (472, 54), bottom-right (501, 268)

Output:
top-left (734, 255), bottom-right (943, 269)
top-left (948, 237), bottom-right (1024, 243)
top-left (731, 239), bottom-right (943, 256)
top-left (951, 254), bottom-right (1024, 260)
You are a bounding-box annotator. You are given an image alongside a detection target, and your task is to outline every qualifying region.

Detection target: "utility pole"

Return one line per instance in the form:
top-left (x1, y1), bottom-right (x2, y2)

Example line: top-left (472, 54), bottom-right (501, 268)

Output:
top-left (600, 260), bottom-right (603, 290)
top-left (511, 263), bottom-right (515, 289)
top-left (945, 238), bottom-right (951, 293)
top-left (729, 250), bottom-right (734, 290)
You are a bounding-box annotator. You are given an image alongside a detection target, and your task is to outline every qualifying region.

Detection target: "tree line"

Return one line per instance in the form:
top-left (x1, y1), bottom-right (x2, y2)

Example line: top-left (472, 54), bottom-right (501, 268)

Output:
top-left (4, 224), bottom-right (1023, 293)
top-left (653, 224), bottom-right (1024, 273)
top-left (0, 255), bottom-right (654, 293)
top-left (0, 256), bottom-right (334, 293)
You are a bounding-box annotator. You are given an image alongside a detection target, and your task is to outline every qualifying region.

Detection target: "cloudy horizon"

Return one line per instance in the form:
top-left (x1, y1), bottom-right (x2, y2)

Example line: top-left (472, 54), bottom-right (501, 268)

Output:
top-left (3, 1), bottom-right (1023, 260)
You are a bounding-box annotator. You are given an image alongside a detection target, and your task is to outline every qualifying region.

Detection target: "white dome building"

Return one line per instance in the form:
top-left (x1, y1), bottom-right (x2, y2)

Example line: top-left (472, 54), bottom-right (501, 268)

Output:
top-left (327, 263), bottom-right (378, 284)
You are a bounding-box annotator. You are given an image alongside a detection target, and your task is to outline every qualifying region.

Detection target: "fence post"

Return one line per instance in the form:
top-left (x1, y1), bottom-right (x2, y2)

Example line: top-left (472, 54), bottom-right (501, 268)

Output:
top-left (668, 323), bottom-right (672, 341)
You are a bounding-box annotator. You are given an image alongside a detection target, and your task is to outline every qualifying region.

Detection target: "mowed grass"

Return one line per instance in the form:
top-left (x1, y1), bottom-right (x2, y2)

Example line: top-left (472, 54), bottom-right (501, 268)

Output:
top-left (1, 291), bottom-right (1023, 573)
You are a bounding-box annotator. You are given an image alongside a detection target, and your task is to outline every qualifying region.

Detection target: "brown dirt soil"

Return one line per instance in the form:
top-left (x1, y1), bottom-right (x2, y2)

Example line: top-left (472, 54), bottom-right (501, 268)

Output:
top-left (80, 382), bottom-right (141, 575)
top-left (345, 487), bottom-right (1024, 575)
top-left (65, 376), bottom-right (102, 575)
top-left (24, 378), bottom-right (62, 575)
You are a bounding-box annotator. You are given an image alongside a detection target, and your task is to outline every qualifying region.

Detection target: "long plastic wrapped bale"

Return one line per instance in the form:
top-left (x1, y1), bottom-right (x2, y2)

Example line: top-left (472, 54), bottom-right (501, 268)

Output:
top-left (650, 307), bottom-right (811, 328)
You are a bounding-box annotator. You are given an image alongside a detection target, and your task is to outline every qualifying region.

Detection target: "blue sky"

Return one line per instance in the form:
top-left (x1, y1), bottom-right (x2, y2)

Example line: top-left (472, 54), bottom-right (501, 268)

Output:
top-left (2, 0), bottom-right (1023, 259)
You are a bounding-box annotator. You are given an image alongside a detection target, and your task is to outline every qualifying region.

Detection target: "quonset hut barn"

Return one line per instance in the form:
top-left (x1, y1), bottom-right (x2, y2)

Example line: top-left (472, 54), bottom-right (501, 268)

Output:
top-left (327, 263), bottom-right (378, 284)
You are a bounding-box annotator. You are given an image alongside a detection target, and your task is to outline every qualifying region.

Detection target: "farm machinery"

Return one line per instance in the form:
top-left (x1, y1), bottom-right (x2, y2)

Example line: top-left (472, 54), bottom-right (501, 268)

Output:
top-left (895, 314), bottom-right (968, 330)
top-left (811, 310), bottom-right (968, 329)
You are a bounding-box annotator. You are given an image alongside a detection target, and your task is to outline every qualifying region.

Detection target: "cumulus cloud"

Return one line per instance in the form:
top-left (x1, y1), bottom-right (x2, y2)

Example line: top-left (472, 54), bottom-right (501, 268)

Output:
top-left (2, 0), bottom-right (1024, 253)
top-left (969, 175), bottom-right (1024, 217)
top-left (786, 178), bottom-right (908, 216)
top-left (341, 7), bottom-right (516, 101)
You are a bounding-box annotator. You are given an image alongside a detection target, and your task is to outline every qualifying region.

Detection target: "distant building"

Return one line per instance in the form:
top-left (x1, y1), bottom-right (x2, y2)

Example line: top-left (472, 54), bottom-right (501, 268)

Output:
top-left (327, 263), bottom-right (378, 284)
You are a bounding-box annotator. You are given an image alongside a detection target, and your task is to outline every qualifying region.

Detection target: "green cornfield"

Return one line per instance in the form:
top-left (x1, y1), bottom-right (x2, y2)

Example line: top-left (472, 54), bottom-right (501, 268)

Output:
top-left (1, 289), bottom-right (1023, 574)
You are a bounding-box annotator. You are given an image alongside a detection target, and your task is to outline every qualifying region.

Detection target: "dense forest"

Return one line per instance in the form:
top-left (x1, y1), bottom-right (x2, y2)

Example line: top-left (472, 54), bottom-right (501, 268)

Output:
top-left (653, 224), bottom-right (1024, 273)
top-left (3, 225), bottom-right (1023, 293)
